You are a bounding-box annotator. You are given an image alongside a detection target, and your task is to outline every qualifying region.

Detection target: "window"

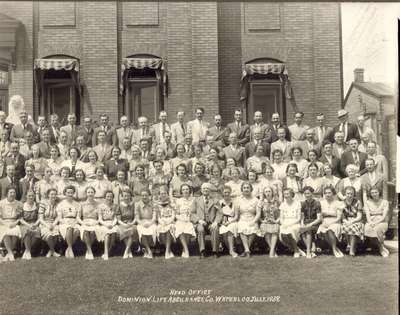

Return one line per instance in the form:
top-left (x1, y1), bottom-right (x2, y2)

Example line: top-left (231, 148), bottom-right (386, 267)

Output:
top-left (0, 69), bottom-right (9, 112)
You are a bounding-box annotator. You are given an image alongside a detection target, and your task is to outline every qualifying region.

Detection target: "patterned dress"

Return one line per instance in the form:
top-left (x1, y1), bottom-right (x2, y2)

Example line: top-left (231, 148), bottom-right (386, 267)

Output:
top-left (96, 202), bottom-right (118, 241)
top-left (20, 202), bottom-right (40, 239)
top-left (34, 179), bottom-right (56, 201)
top-left (258, 199), bottom-right (280, 235)
top-left (116, 201), bottom-right (136, 240)
top-left (279, 200), bottom-right (301, 241)
top-left (0, 199), bottom-right (23, 241)
top-left (364, 199), bottom-right (389, 243)
top-left (156, 201), bottom-right (175, 240)
top-left (56, 199), bottom-right (81, 239)
top-left (79, 200), bottom-right (100, 239)
top-left (342, 199), bottom-right (364, 239)
top-left (236, 196), bottom-right (260, 235)
top-left (38, 201), bottom-right (59, 240)
top-left (219, 200), bottom-right (238, 236)
top-left (174, 197), bottom-right (196, 237)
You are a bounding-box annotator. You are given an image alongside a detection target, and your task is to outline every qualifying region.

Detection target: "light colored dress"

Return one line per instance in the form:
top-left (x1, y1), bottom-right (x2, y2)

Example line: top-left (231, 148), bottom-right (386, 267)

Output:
top-left (218, 199), bottom-right (238, 236)
top-left (236, 196), bottom-right (260, 235)
top-left (174, 197), bottom-right (196, 237)
top-left (0, 199), bottom-right (23, 241)
top-left (96, 203), bottom-right (118, 241)
top-left (20, 202), bottom-right (40, 239)
top-left (271, 162), bottom-right (288, 181)
top-left (55, 179), bottom-right (73, 199)
top-left (279, 200), bottom-right (301, 241)
top-left (56, 199), bottom-right (81, 239)
top-left (156, 201), bottom-right (175, 240)
top-left (364, 199), bottom-right (389, 243)
top-left (79, 200), bottom-right (100, 239)
top-left (169, 176), bottom-right (192, 199)
top-left (246, 156), bottom-right (269, 175)
top-left (46, 158), bottom-right (64, 180)
top-left (135, 200), bottom-right (157, 243)
top-left (74, 181), bottom-right (88, 202)
top-left (116, 201), bottom-right (136, 240)
top-left (291, 158), bottom-right (308, 178)
top-left (88, 178), bottom-right (113, 201)
top-left (302, 176), bottom-right (324, 198)
top-left (317, 199), bottom-right (343, 240)
top-left (38, 200), bottom-right (59, 239)
top-left (85, 162), bottom-right (103, 181)
top-left (225, 180), bottom-right (243, 200)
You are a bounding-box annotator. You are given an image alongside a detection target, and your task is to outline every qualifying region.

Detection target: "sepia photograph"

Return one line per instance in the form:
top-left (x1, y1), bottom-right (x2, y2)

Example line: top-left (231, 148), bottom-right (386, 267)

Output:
top-left (0, 1), bottom-right (398, 314)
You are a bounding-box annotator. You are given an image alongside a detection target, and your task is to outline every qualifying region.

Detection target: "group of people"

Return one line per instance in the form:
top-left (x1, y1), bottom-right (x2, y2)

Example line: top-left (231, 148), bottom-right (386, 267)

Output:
top-left (0, 105), bottom-right (392, 262)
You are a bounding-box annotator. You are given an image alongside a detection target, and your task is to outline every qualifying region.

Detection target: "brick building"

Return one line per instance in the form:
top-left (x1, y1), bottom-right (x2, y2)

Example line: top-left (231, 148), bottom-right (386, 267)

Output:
top-left (0, 1), bottom-right (343, 127)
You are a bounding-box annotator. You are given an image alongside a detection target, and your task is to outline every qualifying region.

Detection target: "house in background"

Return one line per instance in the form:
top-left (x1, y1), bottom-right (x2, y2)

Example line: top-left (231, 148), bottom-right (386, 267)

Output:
top-left (344, 68), bottom-right (396, 181)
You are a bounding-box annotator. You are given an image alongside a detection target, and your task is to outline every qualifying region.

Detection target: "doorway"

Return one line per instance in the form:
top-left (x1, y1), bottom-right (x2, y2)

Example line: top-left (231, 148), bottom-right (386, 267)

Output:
top-left (0, 69), bottom-right (8, 112)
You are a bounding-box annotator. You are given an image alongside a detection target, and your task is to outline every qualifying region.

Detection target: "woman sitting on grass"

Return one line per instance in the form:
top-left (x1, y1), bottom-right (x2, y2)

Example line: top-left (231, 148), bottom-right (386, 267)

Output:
top-left (279, 188), bottom-right (304, 258)
top-left (317, 186), bottom-right (344, 258)
top-left (116, 189), bottom-right (137, 259)
top-left (19, 190), bottom-right (40, 260)
top-left (135, 189), bottom-right (157, 259)
top-left (300, 186), bottom-right (322, 259)
top-left (97, 190), bottom-right (118, 260)
top-left (364, 187), bottom-right (390, 257)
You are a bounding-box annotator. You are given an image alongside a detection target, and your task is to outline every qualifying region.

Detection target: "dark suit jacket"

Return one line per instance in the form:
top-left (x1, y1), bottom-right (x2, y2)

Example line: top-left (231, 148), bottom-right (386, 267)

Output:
top-left (340, 151), bottom-right (368, 176)
top-left (92, 126), bottom-right (117, 146)
top-left (10, 123), bottom-right (39, 143)
top-left (190, 196), bottom-right (222, 225)
top-left (19, 176), bottom-right (40, 201)
top-left (226, 122), bottom-right (250, 146)
top-left (222, 145), bottom-right (246, 167)
top-left (319, 154), bottom-right (341, 178)
top-left (331, 122), bottom-right (360, 143)
top-left (245, 140), bottom-right (271, 159)
top-left (207, 126), bottom-right (228, 148)
top-left (4, 154), bottom-right (26, 180)
top-left (47, 125), bottom-right (60, 145)
top-left (104, 159), bottom-right (129, 182)
top-left (0, 177), bottom-right (19, 200)
top-left (78, 127), bottom-right (94, 148)
top-left (268, 124), bottom-right (291, 143)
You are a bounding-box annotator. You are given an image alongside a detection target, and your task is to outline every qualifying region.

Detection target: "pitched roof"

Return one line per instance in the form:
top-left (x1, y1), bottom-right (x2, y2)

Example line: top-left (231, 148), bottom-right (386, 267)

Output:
top-left (344, 81), bottom-right (394, 105)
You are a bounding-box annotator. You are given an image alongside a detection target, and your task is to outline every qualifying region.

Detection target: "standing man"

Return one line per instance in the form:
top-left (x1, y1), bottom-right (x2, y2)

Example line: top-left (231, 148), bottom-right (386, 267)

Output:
top-left (36, 128), bottom-right (52, 158)
top-left (19, 164), bottom-right (40, 201)
top-left (0, 165), bottom-right (19, 198)
top-left (4, 142), bottom-right (26, 181)
top-left (116, 115), bottom-right (133, 150)
top-left (152, 111), bottom-right (171, 145)
top-left (226, 109), bottom-right (250, 146)
top-left (36, 116), bottom-right (47, 141)
top-left (296, 128), bottom-right (321, 158)
top-left (132, 116), bottom-right (154, 146)
top-left (170, 111), bottom-right (187, 145)
top-left (331, 109), bottom-right (360, 143)
top-left (10, 111), bottom-right (39, 143)
top-left (319, 141), bottom-right (341, 177)
top-left (270, 127), bottom-right (292, 162)
top-left (48, 114), bottom-right (60, 145)
top-left (159, 131), bottom-right (176, 159)
top-left (93, 130), bottom-right (113, 163)
top-left (60, 113), bottom-right (78, 146)
top-left (207, 114), bottom-right (228, 149)
top-left (187, 107), bottom-right (209, 145)
top-left (79, 117), bottom-right (94, 148)
top-left (222, 132), bottom-right (246, 167)
top-left (313, 113), bottom-right (333, 146)
top-left (93, 114), bottom-right (117, 146)
top-left (288, 111), bottom-right (309, 141)
top-left (249, 111), bottom-right (271, 143)
top-left (245, 127), bottom-right (271, 159)
top-left (269, 112), bottom-right (291, 143)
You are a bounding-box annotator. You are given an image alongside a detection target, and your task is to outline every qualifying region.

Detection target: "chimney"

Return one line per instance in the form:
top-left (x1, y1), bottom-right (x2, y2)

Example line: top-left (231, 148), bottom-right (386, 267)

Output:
top-left (354, 68), bottom-right (364, 83)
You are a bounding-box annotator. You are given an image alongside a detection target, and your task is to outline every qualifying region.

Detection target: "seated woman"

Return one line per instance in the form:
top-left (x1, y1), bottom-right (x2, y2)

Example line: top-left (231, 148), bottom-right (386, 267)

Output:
top-left (25, 144), bottom-right (48, 180)
top-left (149, 160), bottom-right (172, 203)
top-left (337, 164), bottom-right (363, 202)
top-left (174, 184), bottom-right (196, 258)
top-left (222, 158), bottom-right (246, 181)
top-left (89, 166), bottom-right (113, 202)
top-left (341, 186), bottom-right (364, 256)
top-left (135, 189), bottom-right (157, 259)
top-left (85, 150), bottom-right (103, 181)
top-left (156, 186), bottom-right (176, 259)
top-left (128, 145), bottom-right (149, 180)
top-left (208, 164), bottom-right (225, 201)
top-left (112, 170), bottom-right (130, 205)
top-left (236, 182), bottom-right (261, 258)
top-left (279, 188), bottom-right (303, 258)
top-left (302, 163), bottom-right (324, 199)
top-left (169, 163), bottom-right (193, 199)
top-left (61, 147), bottom-right (86, 176)
top-left (104, 146), bottom-right (129, 183)
top-left (46, 145), bottom-right (64, 181)
top-left (116, 189), bottom-right (137, 259)
top-left (245, 144), bottom-right (270, 176)
top-left (170, 143), bottom-right (192, 174)
top-left (74, 169), bottom-right (88, 202)
top-left (317, 186), bottom-right (344, 258)
top-left (248, 170), bottom-right (263, 199)
top-left (219, 185), bottom-right (239, 258)
top-left (78, 186), bottom-right (99, 260)
top-left (150, 147), bottom-right (172, 176)
top-left (321, 163), bottom-right (340, 193)
top-left (19, 190), bottom-right (40, 260)
top-left (190, 144), bottom-right (207, 174)
top-left (55, 167), bottom-right (73, 200)
top-left (290, 147), bottom-right (308, 179)
top-left (129, 164), bottom-right (150, 203)
top-left (300, 186), bottom-right (322, 259)
top-left (364, 187), bottom-right (390, 257)
top-left (205, 147), bottom-right (225, 175)
top-left (258, 186), bottom-right (280, 258)
top-left (56, 185), bottom-right (81, 258)
top-left (282, 163), bottom-right (303, 201)
top-left (97, 190), bottom-right (118, 260)
top-left (260, 165), bottom-right (283, 202)
top-left (35, 167), bottom-right (56, 202)
top-left (191, 162), bottom-right (209, 197)
top-left (38, 188), bottom-right (60, 257)
top-left (270, 149), bottom-right (288, 181)
top-left (225, 167), bottom-right (244, 201)
top-left (304, 149), bottom-right (324, 178)
top-left (0, 187), bottom-right (23, 261)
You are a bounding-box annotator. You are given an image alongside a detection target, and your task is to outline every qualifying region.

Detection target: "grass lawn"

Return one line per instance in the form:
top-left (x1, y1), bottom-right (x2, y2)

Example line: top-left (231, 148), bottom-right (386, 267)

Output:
top-left (0, 249), bottom-right (398, 315)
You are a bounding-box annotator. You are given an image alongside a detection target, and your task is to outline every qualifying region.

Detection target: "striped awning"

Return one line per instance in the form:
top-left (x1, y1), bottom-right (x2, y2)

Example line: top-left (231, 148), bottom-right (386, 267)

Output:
top-left (34, 58), bottom-right (79, 71)
top-left (241, 63), bottom-right (287, 79)
top-left (122, 57), bottom-right (164, 71)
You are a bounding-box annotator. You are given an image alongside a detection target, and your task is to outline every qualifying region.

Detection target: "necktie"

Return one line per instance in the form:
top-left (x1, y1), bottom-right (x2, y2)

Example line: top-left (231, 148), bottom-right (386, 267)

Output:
top-left (181, 123), bottom-right (185, 134)
top-left (71, 161), bottom-right (76, 174)
top-left (353, 153), bottom-right (359, 165)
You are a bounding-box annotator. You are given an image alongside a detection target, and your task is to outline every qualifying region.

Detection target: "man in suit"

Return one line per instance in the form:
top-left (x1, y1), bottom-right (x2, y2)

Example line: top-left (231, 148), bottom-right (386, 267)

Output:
top-left (10, 111), bottom-right (39, 143)
top-left (116, 115), bottom-right (133, 150)
top-left (360, 158), bottom-right (388, 202)
top-left (60, 113), bottom-right (78, 146)
top-left (288, 111), bottom-right (309, 141)
top-left (36, 128), bottom-right (52, 158)
top-left (132, 116), bottom-right (154, 146)
top-left (93, 130), bottom-right (113, 163)
top-left (331, 109), bottom-right (360, 143)
top-left (340, 138), bottom-right (368, 176)
top-left (313, 113), bottom-right (333, 146)
top-left (75, 134), bottom-right (90, 162)
top-left (222, 132), bottom-right (246, 167)
top-left (79, 117), bottom-right (94, 148)
top-left (183, 134), bottom-right (195, 159)
top-left (0, 165), bottom-right (19, 199)
top-left (269, 112), bottom-right (291, 143)
top-left (19, 164), bottom-right (40, 201)
top-left (170, 111), bottom-right (187, 145)
top-left (139, 138), bottom-right (154, 161)
top-left (120, 137), bottom-right (133, 161)
top-left (4, 142), bottom-right (26, 181)
top-left (187, 107), bottom-right (209, 145)
top-left (249, 111), bottom-right (271, 143)
top-left (270, 127), bottom-right (292, 162)
top-left (48, 114), bottom-right (60, 145)
top-left (190, 183), bottom-right (222, 258)
top-left (0, 111), bottom-right (13, 136)
top-left (92, 114), bottom-right (117, 146)
top-left (152, 111), bottom-right (171, 145)
top-left (332, 131), bottom-right (349, 159)
top-left (295, 128), bottom-right (321, 158)
top-left (158, 131), bottom-right (176, 159)
top-left (36, 116), bottom-right (47, 141)
top-left (319, 141), bottom-right (341, 177)
top-left (245, 126), bottom-right (271, 159)
top-left (226, 109), bottom-right (250, 146)
top-left (207, 114), bottom-right (228, 149)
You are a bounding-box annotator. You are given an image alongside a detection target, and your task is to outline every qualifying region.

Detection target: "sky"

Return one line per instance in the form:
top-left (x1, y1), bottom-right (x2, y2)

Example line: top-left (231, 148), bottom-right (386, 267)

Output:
top-left (341, 3), bottom-right (400, 94)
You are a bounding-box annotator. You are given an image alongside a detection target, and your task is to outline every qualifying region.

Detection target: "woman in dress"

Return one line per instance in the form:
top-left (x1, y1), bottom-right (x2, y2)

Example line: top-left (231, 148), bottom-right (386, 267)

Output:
top-left (248, 170), bottom-right (263, 199)
top-left (38, 188), bottom-right (60, 257)
top-left (149, 160), bottom-right (171, 203)
top-left (341, 186), bottom-right (364, 256)
top-left (321, 163), bottom-right (340, 193)
top-left (74, 169), bottom-right (88, 202)
top-left (85, 150), bottom-right (103, 181)
top-left (290, 147), bottom-right (308, 179)
top-left (174, 184), bottom-right (196, 258)
top-left (97, 190), bottom-right (118, 260)
top-left (19, 190), bottom-right (40, 260)
top-left (135, 189), bottom-right (157, 259)
top-left (218, 185), bottom-right (239, 258)
top-left (170, 143), bottom-right (192, 174)
top-left (279, 188), bottom-right (303, 258)
top-left (112, 170), bottom-right (130, 205)
top-left (47, 145), bottom-right (64, 180)
top-left (35, 167), bottom-right (56, 202)
top-left (191, 162), bottom-right (209, 197)
top-left (282, 163), bottom-right (303, 201)
top-left (129, 164), bottom-right (150, 202)
top-left (302, 163), bottom-right (324, 199)
top-left (156, 185), bottom-right (176, 259)
top-left (55, 166), bottom-right (73, 200)
top-left (190, 144), bottom-right (206, 174)
top-left (364, 187), bottom-right (390, 257)
top-left (116, 189), bottom-right (137, 259)
top-left (304, 149), bottom-right (324, 178)
top-left (62, 147), bottom-right (86, 176)
top-left (205, 147), bottom-right (225, 175)
top-left (260, 164), bottom-right (283, 202)
top-left (149, 147), bottom-right (172, 176)
top-left (271, 149), bottom-right (288, 181)
top-left (225, 167), bottom-right (244, 201)
top-left (300, 186), bottom-right (322, 258)
top-left (245, 144), bottom-right (270, 175)
top-left (222, 158), bottom-right (246, 181)
top-left (317, 186), bottom-right (344, 258)
top-left (236, 182), bottom-right (261, 258)
top-left (128, 145), bottom-right (148, 179)
top-left (90, 166), bottom-right (113, 202)
top-left (208, 164), bottom-right (224, 200)
top-left (258, 186), bottom-right (280, 258)
top-left (169, 163), bottom-right (192, 199)
top-left (25, 144), bottom-right (47, 179)
top-left (337, 164), bottom-right (363, 202)
top-left (56, 185), bottom-right (81, 258)
top-left (0, 187), bottom-right (23, 261)
top-left (78, 186), bottom-right (99, 260)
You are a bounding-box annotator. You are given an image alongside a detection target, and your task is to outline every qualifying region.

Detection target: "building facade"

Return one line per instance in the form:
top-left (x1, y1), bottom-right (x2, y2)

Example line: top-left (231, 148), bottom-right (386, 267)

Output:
top-left (0, 1), bottom-right (343, 126)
